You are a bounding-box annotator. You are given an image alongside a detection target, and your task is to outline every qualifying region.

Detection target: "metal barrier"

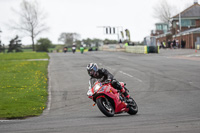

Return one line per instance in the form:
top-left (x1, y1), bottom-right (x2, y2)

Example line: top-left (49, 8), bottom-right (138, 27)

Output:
top-left (126, 46), bottom-right (147, 54)
top-left (100, 44), bottom-right (159, 54)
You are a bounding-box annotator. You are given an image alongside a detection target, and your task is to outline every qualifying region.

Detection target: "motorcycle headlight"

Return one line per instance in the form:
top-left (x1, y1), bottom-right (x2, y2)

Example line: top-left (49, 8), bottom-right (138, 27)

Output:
top-left (94, 84), bottom-right (101, 92)
top-left (87, 89), bottom-right (93, 97)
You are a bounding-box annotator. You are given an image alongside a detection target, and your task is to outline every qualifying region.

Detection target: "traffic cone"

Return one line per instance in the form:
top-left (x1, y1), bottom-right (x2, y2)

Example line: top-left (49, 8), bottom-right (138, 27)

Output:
top-left (195, 49), bottom-right (197, 53)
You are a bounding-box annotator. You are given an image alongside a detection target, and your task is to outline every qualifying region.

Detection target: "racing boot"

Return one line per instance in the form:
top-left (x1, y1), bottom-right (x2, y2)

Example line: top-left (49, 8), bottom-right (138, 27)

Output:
top-left (119, 88), bottom-right (132, 103)
top-left (122, 91), bottom-right (133, 103)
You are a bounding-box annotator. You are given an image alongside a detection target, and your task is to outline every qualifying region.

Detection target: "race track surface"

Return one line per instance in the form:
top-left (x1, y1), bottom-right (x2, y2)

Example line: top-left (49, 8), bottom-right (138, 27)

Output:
top-left (1, 49), bottom-right (200, 133)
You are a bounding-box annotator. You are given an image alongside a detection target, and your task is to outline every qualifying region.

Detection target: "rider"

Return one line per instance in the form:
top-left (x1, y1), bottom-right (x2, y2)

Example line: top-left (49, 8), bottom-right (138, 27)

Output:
top-left (87, 63), bottom-right (132, 102)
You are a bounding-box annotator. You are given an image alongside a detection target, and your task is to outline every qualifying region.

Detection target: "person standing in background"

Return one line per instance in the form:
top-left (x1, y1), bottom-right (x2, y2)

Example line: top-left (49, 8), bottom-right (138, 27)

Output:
top-left (163, 40), bottom-right (166, 48)
top-left (167, 39), bottom-right (171, 48)
top-left (173, 39), bottom-right (176, 49)
top-left (176, 39), bottom-right (179, 48)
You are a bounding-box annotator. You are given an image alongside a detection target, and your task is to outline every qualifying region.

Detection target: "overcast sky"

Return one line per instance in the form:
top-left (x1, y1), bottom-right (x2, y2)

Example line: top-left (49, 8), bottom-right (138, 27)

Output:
top-left (0, 0), bottom-right (197, 45)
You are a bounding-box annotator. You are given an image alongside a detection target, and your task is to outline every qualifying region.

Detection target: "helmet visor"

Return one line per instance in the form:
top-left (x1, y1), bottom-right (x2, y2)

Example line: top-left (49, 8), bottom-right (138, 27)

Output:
top-left (92, 65), bottom-right (98, 72)
top-left (88, 70), bottom-right (95, 76)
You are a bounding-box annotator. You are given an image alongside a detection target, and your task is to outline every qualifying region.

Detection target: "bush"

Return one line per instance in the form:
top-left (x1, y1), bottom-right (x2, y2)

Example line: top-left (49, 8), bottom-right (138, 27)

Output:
top-left (36, 38), bottom-right (52, 52)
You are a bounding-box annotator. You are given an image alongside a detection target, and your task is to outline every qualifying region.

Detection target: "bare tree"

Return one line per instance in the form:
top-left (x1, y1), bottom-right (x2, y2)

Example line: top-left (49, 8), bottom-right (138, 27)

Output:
top-left (58, 32), bottom-right (81, 47)
top-left (12, 0), bottom-right (48, 51)
top-left (153, 0), bottom-right (177, 24)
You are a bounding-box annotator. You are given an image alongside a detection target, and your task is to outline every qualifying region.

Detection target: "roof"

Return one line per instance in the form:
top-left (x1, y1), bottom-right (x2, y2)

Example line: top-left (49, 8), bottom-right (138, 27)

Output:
top-left (175, 27), bottom-right (200, 37)
top-left (172, 3), bottom-right (200, 19)
top-left (155, 31), bottom-right (172, 38)
top-left (155, 23), bottom-right (168, 25)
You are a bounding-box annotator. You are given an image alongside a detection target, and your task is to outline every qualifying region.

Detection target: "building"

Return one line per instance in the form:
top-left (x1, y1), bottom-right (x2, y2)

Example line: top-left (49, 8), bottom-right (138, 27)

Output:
top-left (151, 23), bottom-right (169, 36)
top-left (151, 2), bottom-right (200, 48)
top-left (151, 23), bottom-right (172, 46)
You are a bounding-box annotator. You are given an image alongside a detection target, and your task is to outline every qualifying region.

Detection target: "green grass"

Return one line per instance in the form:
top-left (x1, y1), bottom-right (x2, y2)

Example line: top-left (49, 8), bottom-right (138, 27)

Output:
top-left (0, 52), bottom-right (49, 60)
top-left (3, 47), bottom-right (56, 53)
top-left (22, 49), bottom-right (34, 52)
top-left (0, 52), bottom-right (49, 119)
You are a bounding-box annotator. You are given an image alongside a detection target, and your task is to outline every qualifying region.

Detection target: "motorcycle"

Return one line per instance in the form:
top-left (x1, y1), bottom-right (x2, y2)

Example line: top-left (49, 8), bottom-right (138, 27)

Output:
top-left (72, 45), bottom-right (76, 54)
top-left (80, 47), bottom-right (84, 54)
top-left (72, 48), bottom-right (76, 53)
top-left (87, 80), bottom-right (138, 117)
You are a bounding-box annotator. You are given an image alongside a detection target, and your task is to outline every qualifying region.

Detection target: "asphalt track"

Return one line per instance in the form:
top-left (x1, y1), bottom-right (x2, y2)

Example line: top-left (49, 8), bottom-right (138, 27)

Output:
top-left (1, 49), bottom-right (200, 133)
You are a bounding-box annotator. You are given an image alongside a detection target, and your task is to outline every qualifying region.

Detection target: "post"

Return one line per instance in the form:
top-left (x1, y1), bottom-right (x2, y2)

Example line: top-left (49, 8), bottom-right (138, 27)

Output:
top-left (179, 13), bottom-right (181, 32)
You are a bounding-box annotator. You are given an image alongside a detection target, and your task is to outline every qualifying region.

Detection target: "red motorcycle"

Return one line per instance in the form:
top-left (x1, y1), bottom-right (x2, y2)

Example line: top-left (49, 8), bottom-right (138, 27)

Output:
top-left (87, 80), bottom-right (138, 117)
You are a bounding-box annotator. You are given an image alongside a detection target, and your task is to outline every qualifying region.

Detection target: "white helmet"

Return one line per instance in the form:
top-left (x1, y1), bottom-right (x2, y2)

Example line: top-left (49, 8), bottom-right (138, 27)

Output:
top-left (87, 63), bottom-right (98, 76)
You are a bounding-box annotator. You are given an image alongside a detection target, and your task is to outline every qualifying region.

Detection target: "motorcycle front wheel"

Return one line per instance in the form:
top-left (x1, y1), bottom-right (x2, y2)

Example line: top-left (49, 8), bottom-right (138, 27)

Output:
top-left (96, 97), bottom-right (114, 117)
top-left (127, 99), bottom-right (138, 115)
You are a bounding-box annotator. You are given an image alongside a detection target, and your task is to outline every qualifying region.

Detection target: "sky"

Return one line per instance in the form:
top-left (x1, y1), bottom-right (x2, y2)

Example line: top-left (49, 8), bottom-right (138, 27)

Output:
top-left (0, 0), bottom-right (197, 45)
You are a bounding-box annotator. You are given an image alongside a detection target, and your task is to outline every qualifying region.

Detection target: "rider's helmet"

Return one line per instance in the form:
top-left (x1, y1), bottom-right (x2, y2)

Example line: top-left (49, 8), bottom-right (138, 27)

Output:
top-left (87, 63), bottom-right (98, 77)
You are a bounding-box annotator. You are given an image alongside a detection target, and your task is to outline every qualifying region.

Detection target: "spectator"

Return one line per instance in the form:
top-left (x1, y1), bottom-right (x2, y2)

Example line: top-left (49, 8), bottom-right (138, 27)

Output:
top-left (160, 41), bottom-right (163, 49)
top-left (171, 41), bottom-right (173, 49)
top-left (181, 39), bottom-right (183, 48)
top-left (173, 39), bottom-right (176, 49)
top-left (163, 40), bottom-right (166, 48)
top-left (176, 39), bottom-right (179, 48)
top-left (183, 39), bottom-right (186, 48)
top-left (124, 42), bottom-right (128, 47)
top-left (167, 39), bottom-right (171, 48)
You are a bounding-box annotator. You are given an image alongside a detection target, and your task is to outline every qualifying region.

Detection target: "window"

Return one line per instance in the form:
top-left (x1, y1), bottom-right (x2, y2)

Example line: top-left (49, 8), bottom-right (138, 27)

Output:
top-left (181, 19), bottom-right (196, 27)
top-left (156, 25), bottom-right (162, 30)
top-left (156, 24), bottom-right (168, 33)
top-left (163, 25), bottom-right (168, 33)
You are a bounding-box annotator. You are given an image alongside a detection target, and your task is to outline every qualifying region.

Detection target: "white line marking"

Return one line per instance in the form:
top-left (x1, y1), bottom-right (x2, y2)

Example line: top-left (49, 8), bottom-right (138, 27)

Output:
top-left (119, 71), bottom-right (133, 77)
top-left (101, 63), bottom-right (142, 83)
top-left (118, 57), bottom-right (128, 60)
top-left (0, 120), bottom-right (22, 122)
top-left (119, 71), bottom-right (143, 83)
top-left (186, 54), bottom-right (200, 57)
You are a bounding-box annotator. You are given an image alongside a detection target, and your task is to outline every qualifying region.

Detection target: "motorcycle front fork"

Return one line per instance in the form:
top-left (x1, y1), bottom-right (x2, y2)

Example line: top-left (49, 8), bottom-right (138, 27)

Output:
top-left (119, 93), bottom-right (126, 102)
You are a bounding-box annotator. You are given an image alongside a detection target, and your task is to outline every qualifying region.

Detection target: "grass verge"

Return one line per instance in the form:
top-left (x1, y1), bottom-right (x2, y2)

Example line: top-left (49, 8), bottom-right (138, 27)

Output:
top-left (0, 52), bottom-right (49, 119)
top-left (0, 52), bottom-right (49, 60)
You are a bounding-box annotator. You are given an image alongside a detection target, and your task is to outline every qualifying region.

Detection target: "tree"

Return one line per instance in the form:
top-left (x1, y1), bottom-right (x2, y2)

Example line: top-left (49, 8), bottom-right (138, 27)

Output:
top-left (82, 38), bottom-right (93, 47)
top-left (93, 38), bottom-right (103, 47)
top-left (36, 38), bottom-right (52, 52)
top-left (103, 39), bottom-right (118, 44)
top-left (58, 32), bottom-right (81, 47)
top-left (7, 35), bottom-right (23, 53)
top-left (82, 38), bottom-right (103, 47)
top-left (12, 0), bottom-right (48, 51)
top-left (153, 0), bottom-right (177, 24)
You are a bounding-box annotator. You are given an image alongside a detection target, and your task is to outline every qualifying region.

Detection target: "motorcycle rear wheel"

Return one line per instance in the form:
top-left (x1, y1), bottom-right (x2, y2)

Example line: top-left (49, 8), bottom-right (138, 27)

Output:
top-left (127, 99), bottom-right (138, 115)
top-left (96, 97), bottom-right (114, 117)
